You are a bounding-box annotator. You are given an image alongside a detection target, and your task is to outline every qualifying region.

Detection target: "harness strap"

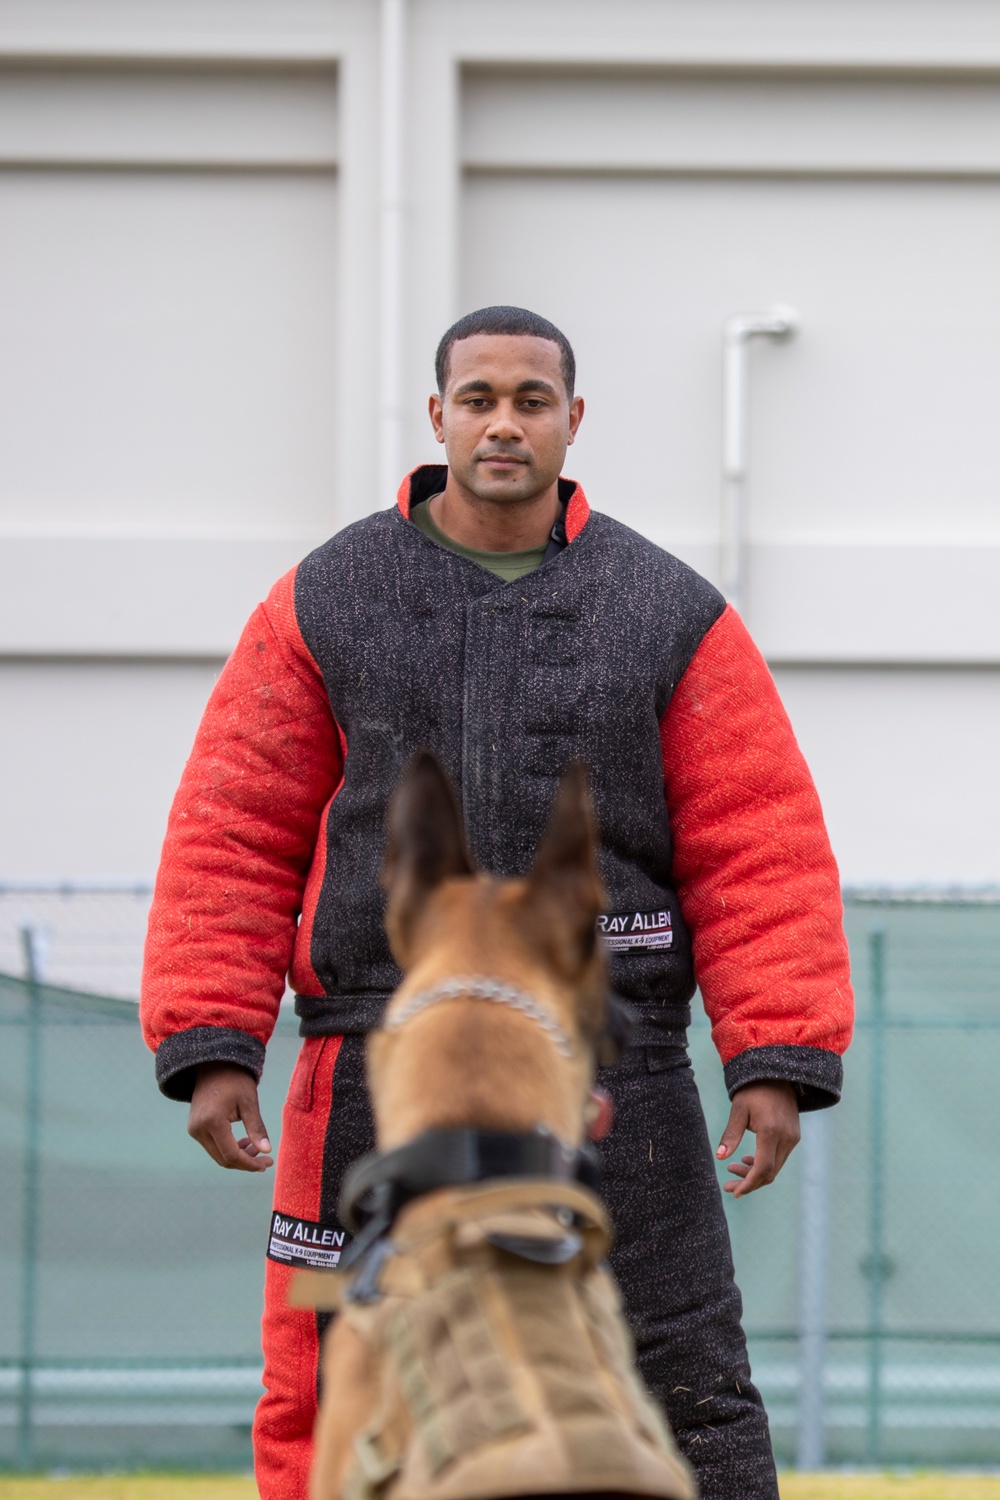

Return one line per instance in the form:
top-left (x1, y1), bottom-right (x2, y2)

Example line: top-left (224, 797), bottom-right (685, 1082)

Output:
top-left (340, 1127), bottom-right (600, 1236)
top-left (439, 1178), bottom-right (610, 1235)
top-left (290, 1178), bottom-right (613, 1312)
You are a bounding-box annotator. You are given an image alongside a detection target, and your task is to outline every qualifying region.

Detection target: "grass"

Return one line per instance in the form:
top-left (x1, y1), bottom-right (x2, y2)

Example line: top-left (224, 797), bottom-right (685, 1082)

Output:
top-left (0, 1483), bottom-right (257, 1500)
top-left (2, 1476), bottom-right (1000, 1500)
top-left (782, 1481), bottom-right (1000, 1500)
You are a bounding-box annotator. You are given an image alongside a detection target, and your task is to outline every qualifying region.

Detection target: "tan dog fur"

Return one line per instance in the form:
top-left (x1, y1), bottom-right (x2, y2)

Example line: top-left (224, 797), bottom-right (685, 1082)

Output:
top-left (307, 755), bottom-right (686, 1500)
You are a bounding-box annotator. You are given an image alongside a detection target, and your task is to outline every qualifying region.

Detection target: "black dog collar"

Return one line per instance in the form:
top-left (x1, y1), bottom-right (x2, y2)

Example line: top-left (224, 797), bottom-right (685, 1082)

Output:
top-left (341, 1126), bottom-right (600, 1235)
top-left (337, 1127), bottom-right (601, 1298)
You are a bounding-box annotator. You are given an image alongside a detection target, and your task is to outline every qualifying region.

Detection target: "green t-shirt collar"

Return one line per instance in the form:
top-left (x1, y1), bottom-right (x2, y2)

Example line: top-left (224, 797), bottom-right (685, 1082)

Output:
top-left (410, 494), bottom-right (547, 582)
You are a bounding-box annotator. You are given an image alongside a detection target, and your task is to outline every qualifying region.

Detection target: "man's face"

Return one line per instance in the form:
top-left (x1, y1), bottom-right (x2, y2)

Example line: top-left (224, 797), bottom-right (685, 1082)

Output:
top-left (429, 334), bottom-right (584, 505)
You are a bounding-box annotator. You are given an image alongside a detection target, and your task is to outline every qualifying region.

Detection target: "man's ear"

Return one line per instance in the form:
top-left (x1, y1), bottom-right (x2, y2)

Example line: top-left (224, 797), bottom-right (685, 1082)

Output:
top-left (382, 751), bottom-right (474, 965)
top-left (524, 762), bottom-right (604, 978)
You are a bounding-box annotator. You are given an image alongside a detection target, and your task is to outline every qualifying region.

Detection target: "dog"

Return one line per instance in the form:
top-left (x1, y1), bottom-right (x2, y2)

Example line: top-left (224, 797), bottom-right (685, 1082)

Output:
top-left (294, 752), bottom-right (695, 1500)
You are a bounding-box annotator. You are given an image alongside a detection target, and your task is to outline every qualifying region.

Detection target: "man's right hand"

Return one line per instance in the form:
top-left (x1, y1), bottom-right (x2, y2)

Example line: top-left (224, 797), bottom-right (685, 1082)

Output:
top-left (188, 1062), bottom-right (274, 1172)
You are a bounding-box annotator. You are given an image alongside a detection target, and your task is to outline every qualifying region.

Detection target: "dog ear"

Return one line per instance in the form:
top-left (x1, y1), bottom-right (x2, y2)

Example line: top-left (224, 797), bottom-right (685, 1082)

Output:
top-left (382, 751), bottom-right (474, 963)
top-left (524, 762), bottom-right (604, 978)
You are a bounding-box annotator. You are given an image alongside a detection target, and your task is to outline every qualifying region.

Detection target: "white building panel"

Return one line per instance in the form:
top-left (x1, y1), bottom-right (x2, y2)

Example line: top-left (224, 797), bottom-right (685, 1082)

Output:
top-left (1, 0), bottom-right (999, 889)
top-left (774, 667), bottom-right (1000, 886)
top-left (463, 66), bottom-right (1000, 177)
top-left (461, 84), bottom-right (1000, 660)
top-left (1, 171), bottom-right (339, 538)
top-left (0, 538), bottom-right (307, 657)
top-left (0, 62), bottom-right (339, 167)
top-left (0, 54), bottom-right (340, 664)
top-left (0, 660), bottom-right (222, 878)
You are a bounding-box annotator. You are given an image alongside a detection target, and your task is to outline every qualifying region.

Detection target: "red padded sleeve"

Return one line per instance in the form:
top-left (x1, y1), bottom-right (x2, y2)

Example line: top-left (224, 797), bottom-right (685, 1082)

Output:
top-left (660, 606), bottom-right (854, 1068)
top-left (141, 567), bottom-right (343, 1057)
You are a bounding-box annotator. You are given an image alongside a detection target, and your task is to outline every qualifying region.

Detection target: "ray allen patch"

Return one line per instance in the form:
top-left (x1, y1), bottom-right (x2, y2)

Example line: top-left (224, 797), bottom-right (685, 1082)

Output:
top-left (598, 908), bottom-right (673, 953)
top-left (267, 1211), bottom-right (347, 1270)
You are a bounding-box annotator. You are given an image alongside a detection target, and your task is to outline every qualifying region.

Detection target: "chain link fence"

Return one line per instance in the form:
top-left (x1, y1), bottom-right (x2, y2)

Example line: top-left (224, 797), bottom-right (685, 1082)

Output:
top-left (0, 883), bottom-right (155, 1001)
top-left (691, 890), bottom-right (1000, 1467)
top-left (0, 882), bottom-right (299, 1472)
top-left (1, 882), bottom-right (998, 1471)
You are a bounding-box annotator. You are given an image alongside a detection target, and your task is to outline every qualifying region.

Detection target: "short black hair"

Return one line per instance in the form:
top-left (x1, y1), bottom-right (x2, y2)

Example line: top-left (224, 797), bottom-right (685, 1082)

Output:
top-left (435, 305), bottom-right (575, 397)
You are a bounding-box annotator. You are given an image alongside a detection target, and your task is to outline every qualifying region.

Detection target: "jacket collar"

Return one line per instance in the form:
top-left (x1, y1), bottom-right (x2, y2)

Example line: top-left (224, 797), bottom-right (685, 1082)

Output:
top-left (396, 464), bottom-right (590, 543)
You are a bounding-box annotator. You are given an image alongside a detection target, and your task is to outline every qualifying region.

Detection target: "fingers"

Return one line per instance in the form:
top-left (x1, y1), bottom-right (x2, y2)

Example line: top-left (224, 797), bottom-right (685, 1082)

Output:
top-left (236, 1135), bottom-right (270, 1163)
top-left (720, 1081), bottom-right (802, 1197)
top-left (188, 1065), bottom-right (274, 1173)
top-left (726, 1134), bottom-right (779, 1196)
top-left (191, 1113), bottom-right (271, 1172)
top-left (716, 1099), bottom-right (750, 1162)
top-left (239, 1090), bottom-right (272, 1157)
top-left (208, 1121), bottom-right (271, 1172)
top-left (724, 1154), bottom-right (756, 1179)
top-left (724, 1125), bottom-right (799, 1196)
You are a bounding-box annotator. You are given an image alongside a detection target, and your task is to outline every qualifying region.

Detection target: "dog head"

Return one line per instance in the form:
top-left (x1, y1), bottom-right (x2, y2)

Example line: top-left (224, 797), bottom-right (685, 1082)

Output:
top-left (370, 752), bottom-right (611, 1149)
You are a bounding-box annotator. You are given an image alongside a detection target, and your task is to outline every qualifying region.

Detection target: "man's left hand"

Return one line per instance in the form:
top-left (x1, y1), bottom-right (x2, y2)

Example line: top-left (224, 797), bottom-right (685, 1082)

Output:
top-left (716, 1082), bottom-right (801, 1197)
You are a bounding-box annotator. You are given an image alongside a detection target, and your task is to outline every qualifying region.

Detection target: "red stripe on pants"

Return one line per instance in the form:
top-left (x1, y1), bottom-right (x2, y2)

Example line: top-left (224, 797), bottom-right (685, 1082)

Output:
top-left (254, 1035), bottom-right (343, 1500)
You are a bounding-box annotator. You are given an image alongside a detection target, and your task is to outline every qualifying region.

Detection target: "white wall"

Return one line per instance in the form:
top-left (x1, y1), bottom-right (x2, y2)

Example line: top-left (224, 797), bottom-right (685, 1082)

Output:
top-left (0, 659), bottom-right (222, 878)
top-left (2, 0), bottom-right (1000, 886)
top-left (460, 80), bottom-right (1000, 659)
top-left (774, 668), bottom-right (1000, 886)
top-left (1, 167), bottom-right (339, 534)
top-left (0, 49), bottom-right (342, 666)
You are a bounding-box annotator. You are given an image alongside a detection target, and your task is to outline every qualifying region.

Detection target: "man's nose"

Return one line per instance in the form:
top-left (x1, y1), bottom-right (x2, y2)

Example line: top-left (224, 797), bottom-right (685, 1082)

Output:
top-left (485, 402), bottom-right (524, 440)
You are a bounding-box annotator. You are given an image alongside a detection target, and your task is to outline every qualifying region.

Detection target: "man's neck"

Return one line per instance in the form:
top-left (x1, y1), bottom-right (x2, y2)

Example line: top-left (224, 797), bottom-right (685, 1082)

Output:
top-left (428, 478), bottom-right (561, 553)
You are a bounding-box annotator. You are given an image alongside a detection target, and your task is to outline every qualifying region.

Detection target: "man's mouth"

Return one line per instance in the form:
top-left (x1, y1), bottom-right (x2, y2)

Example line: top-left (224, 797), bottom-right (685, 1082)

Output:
top-left (479, 453), bottom-right (528, 467)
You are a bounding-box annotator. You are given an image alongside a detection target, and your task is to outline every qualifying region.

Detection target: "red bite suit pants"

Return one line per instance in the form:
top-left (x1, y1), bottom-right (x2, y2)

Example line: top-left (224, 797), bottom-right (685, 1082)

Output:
top-left (255, 1034), bottom-right (375, 1500)
top-left (256, 1035), bottom-right (340, 1500)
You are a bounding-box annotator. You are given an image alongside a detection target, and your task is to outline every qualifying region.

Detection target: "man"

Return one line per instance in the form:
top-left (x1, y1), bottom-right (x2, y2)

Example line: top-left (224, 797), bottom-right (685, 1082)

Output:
top-left (141, 306), bottom-right (853, 1500)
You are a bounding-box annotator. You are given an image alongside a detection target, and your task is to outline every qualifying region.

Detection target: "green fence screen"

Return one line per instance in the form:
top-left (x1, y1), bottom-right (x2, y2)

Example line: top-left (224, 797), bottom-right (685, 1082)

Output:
top-left (1, 895), bottom-right (997, 1471)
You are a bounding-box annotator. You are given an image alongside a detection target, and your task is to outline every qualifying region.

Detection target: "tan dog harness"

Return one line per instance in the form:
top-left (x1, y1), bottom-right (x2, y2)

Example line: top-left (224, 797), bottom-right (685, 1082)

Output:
top-left (294, 1179), bottom-right (695, 1500)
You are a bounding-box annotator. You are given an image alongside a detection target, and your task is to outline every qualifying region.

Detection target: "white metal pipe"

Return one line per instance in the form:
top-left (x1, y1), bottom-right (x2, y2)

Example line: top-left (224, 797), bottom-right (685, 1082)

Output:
top-left (378, 0), bottom-right (407, 506)
top-left (19, 924), bottom-right (48, 984)
top-left (796, 1107), bottom-right (831, 1470)
top-left (720, 305), bottom-right (798, 613)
